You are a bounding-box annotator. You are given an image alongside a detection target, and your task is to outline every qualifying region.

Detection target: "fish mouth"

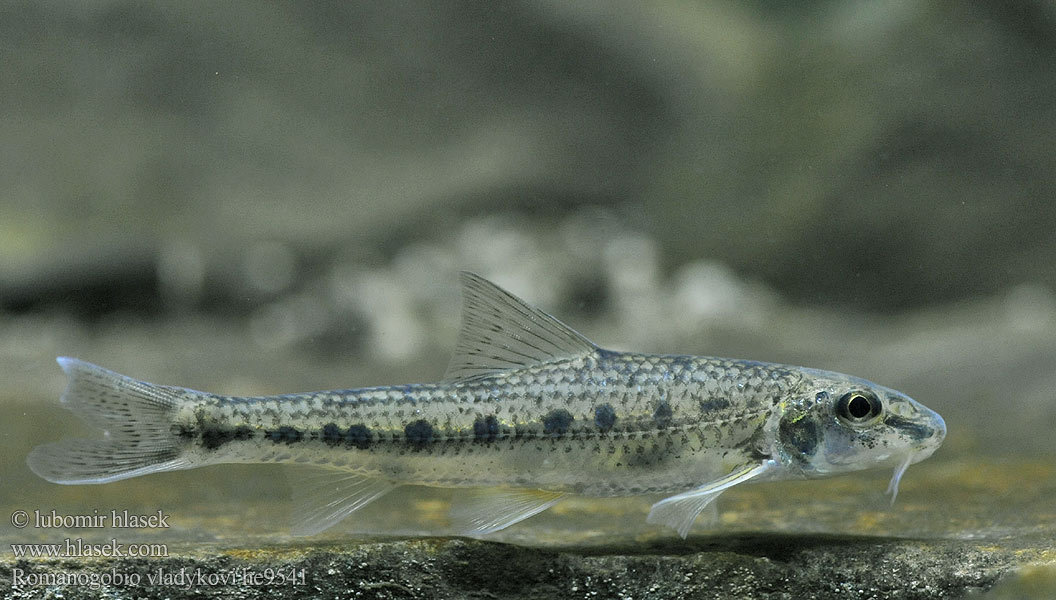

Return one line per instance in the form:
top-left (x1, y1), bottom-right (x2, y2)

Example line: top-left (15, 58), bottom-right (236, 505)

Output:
top-left (913, 409), bottom-right (947, 459)
top-left (930, 410), bottom-right (947, 446)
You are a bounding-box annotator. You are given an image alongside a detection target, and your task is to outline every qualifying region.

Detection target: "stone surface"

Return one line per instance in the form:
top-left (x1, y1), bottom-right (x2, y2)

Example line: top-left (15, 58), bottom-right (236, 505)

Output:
top-left (0, 534), bottom-right (1030, 600)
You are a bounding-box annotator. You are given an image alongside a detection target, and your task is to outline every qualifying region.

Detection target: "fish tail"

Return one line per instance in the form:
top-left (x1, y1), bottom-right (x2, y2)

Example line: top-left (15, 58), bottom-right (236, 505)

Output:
top-left (27, 357), bottom-right (194, 484)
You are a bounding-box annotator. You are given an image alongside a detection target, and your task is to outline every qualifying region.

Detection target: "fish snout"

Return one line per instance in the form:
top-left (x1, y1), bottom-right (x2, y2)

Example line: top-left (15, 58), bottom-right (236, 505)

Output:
top-left (930, 410), bottom-right (947, 444)
top-left (907, 408), bottom-right (946, 464)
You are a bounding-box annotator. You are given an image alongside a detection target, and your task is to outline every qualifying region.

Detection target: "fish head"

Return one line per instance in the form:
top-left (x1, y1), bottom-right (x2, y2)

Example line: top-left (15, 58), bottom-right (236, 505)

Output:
top-left (774, 369), bottom-right (946, 491)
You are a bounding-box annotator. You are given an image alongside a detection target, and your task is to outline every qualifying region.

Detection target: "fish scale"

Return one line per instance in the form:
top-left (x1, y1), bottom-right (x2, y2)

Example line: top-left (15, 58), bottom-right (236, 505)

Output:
top-left (178, 354), bottom-right (786, 487)
top-left (28, 272), bottom-right (945, 538)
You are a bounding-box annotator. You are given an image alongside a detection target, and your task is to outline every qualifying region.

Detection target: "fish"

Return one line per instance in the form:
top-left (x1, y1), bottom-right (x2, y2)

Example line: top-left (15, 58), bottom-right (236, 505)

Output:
top-left (27, 272), bottom-right (946, 538)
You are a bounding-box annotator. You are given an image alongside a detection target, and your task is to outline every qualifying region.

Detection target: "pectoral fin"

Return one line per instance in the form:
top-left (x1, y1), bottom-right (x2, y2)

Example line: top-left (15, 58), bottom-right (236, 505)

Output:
top-left (647, 462), bottom-right (772, 538)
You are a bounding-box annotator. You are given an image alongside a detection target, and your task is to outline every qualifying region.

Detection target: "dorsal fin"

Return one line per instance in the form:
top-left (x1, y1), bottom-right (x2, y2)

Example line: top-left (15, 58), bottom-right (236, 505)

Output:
top-left (443, 272), bottom-right (596, 382)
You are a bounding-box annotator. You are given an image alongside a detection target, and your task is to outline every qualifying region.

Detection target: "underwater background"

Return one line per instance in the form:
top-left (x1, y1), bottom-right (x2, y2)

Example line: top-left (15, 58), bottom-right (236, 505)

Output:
top-left (2, 3), bottom-right (1055, 598)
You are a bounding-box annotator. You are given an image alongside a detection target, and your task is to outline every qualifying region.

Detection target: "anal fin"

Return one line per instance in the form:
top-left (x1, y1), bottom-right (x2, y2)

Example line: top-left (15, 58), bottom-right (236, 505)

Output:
top-left (450, 487), bottom-right (564, 535)
top-left (647, 462), bottom-right (772, 539)
top-left (287, 466), bottom-right (397, 536)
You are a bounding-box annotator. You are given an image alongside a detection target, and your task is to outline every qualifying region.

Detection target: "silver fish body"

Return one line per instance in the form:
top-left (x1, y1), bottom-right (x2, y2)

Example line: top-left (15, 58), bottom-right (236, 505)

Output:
top-left (173, 352), bottom-right (795, 494)
top-left (28, 272), bottom-right (946, 538)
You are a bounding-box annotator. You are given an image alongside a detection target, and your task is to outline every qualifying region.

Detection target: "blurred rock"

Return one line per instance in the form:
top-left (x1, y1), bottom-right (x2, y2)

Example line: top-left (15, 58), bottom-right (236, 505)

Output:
top-left (643, 2), bottom-right (1056, 310)
top-left (3, 3), bottom-right (1055, 316)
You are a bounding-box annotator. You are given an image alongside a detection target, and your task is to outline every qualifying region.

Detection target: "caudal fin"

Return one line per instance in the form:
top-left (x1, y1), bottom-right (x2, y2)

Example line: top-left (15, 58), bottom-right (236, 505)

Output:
top-left (27, 358), bottom-right (193, 484)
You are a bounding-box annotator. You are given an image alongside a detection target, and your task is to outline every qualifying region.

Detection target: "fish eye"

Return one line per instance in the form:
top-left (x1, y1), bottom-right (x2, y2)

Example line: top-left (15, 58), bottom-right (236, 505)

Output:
top-left (836, 391), bottom-right (882, 425)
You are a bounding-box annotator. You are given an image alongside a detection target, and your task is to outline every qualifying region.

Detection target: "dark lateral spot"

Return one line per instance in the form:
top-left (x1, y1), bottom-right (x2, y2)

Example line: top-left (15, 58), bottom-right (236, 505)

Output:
top-left (698, 397), bottom-right (731, 413)
top-left (266, 426), bottom-right (303, 445)
top-left (346, 424), bottom-right (373, 450)
top-left (542, 409), bottom-right (574, 437)
top-left (200, 426), bottom-right (233, 450)
top-left (405, 419), bottom-right (435, 449)
top-left (653, 400), bottom-right (673, 427)
top-left (321, 423), bottom-right (343, 446)
top-left (594, 403), bottom-right (617, 432)
top-left (473, 415), bottom-right (499, 443)
top-left (779, 414), bottom-right (818, 460)
top-left (192, 423), bottom-right (255, 450)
